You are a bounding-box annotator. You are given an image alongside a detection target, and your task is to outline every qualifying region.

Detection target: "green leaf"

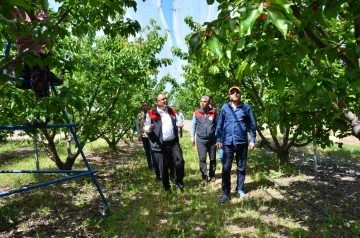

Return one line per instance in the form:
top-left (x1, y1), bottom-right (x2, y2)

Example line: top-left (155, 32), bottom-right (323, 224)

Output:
top-left (207, 0), bottom-right (215, 5)
top-left (212, 27), bottom-right (221, 35)
top-left (206, 36), bottom-right (223, 58)
top-left (270, 2), bottom-right (301, 28)
top-left (225, 49), bottom-right (231, 59)
top-left (267, 10), bottom-right (288, 38)
top-left (349, 80), bottom-right (360, 93)
top-left (12, 0), bottom-right (31, 11)
top-left (274, 76), bottom-right (286, 94)
top-left (270, 0), bottom-right (293, 4)
top-left (229, 19), bottom-right (237, 31)
top-left (89, 0), bottom-right (97, 7)
top-left (189, 32), bottom-right (202, 54)
top-left (303, 77), bottom-right (316, 92)
top-left (225, 70), bottom-right (230, 78)
top-left (236, 39), bottom-right (246, 51)
top-left (240, 9), bottom-right (259, 37)
top-left (235, 61), bottom-right (248, 80)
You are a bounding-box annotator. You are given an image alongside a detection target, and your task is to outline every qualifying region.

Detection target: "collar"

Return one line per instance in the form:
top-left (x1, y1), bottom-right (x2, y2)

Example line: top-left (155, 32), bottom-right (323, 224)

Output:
top-left (200, 107), bottom-right (212, 114)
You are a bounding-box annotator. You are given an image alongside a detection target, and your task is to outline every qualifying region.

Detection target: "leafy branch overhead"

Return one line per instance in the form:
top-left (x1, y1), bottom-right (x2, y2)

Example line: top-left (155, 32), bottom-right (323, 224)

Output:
top-left (183, 0), bottom-right (360, 163)
top-left (0, 1), bottom-right (172, 169)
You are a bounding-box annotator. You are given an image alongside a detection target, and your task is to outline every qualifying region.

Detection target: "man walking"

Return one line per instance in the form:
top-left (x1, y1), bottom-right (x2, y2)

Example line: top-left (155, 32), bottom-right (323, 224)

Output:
top-left (175, 109), bottom-right (185, 138)
top-left (215, 86), bottom-right (256, 202)
top-left (191, 95), bottom-right (217, 186)
top-left (209, 96), bottom-right (223, 164)
top-left (136, 102), bottom-right (160, 179)
top-left (144, 93), bottom-right (185, 192)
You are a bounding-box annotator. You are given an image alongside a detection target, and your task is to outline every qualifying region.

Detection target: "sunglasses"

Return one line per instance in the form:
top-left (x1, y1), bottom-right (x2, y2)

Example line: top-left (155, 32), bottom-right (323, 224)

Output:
top-left (230, 91), bottom-right (240, 95)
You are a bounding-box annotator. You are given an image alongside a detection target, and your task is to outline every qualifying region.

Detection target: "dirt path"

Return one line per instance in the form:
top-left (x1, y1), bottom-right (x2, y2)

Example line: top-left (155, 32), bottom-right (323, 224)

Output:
top-left (182, 119), bottom-right (191, 132)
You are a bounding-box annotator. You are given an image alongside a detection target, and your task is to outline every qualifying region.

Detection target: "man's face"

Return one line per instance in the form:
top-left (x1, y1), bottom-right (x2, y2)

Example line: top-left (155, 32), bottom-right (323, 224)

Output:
top-left (229, 89), bottom-right (241, 101)
top-left (156, 94), bottom-right (168, 108)
top-left (209, 98), bottom-right (215, 105)
top-left (141, 103), bottom-right (149, 111)
top-left (200, 98), bottom-right (210, 109)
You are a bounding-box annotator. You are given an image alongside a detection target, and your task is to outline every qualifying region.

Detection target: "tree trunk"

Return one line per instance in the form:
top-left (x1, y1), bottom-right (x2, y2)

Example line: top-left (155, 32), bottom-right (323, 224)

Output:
top-left (40, 129), bottom-right (81, 170)
top-left (338, 99), bottom-right (360, 139)
top-left (277, 150), bottom-right (290, 165)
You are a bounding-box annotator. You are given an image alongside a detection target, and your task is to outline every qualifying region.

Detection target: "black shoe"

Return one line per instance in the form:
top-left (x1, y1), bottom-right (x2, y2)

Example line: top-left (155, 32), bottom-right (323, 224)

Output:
top-left (175, 182), bottom-right (184, 192)
top-left (201, 179), bottom-right (206, 186)
top-left (49, 71), bottom-right (64, 86)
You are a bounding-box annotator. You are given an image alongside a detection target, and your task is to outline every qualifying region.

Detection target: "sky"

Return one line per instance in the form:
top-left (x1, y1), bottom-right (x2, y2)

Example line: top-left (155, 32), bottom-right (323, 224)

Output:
top-left (49, 0), bottom-right (219, 84)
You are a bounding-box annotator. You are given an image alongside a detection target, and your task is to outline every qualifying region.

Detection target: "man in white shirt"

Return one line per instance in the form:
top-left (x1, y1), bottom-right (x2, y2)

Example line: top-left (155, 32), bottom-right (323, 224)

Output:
top-left (175, 109), bottom-right (185, 138)
top-left (144, 93), bottom-right (185, 192)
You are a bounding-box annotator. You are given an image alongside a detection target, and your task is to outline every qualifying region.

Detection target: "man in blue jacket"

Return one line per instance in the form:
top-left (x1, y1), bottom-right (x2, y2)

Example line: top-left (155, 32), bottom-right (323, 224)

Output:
top-left (191, 95), bottom-right (217, 185)
top-left (215, 86), bottom-right (256, 202)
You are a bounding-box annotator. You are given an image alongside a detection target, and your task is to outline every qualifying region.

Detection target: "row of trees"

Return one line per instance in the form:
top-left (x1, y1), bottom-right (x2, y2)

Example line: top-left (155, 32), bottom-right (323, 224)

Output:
top-left (0, 1), bottom-right (176, 169)
top-left (173, 0), bottom-right (360, 164)
top-left (1, 0), bottom-right (359, 167)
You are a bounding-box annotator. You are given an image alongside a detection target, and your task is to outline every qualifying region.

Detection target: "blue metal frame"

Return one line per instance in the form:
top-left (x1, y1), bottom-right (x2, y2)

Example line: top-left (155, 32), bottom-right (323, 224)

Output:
top-left (0, 42), bottom-right (109, 211)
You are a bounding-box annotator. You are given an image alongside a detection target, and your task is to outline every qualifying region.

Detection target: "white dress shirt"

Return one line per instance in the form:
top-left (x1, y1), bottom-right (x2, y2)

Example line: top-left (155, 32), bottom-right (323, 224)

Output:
top-left (144, 107), bottom-right (176, 142)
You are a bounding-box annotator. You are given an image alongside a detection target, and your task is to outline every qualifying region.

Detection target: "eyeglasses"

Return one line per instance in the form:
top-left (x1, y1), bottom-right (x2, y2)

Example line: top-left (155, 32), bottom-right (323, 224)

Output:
top-left (142, 104), bottom-right (148, 107)
top-left (230, 91), bottom-right (240, 95)
top-left (158, 97), bottom-right (167, 101)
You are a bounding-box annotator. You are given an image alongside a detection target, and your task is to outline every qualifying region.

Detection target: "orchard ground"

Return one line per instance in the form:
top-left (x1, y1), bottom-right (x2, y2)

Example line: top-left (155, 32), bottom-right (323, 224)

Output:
top-left (0, 121), bottom-right (359, 237)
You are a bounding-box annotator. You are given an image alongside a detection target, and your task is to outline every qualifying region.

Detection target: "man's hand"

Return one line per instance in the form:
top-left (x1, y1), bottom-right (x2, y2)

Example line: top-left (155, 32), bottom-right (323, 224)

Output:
top-left (191, 140), bottom-right (195, 146)
top-left (149, 124), bottom-right (155, 131)
top-left (138, 136), bottom-right (142, 141)
top-left (216, 142), bottom-right (222, 149)
top-left (176, 122), bottom-right (184, 128)
top-left (249, 142), bottom-right (255, 150)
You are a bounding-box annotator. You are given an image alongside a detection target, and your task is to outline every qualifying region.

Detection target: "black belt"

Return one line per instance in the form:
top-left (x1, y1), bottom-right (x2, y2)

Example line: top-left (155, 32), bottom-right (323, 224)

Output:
top-left (163, 139), bottom-right (176, 145)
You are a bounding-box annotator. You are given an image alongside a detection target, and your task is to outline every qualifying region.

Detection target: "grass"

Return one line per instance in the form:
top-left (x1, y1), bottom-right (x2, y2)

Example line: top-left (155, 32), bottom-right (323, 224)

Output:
top-left (0, 132), bottom-right (359, 237)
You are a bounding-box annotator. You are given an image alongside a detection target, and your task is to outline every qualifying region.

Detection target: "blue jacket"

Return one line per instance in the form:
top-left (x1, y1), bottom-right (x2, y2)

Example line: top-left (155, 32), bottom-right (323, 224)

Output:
top-left (215, 102), bottom-right (256, 145)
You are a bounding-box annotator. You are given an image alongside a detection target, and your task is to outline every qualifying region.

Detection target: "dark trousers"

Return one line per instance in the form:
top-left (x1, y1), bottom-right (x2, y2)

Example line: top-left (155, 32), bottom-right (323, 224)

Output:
top-left (178, 127), bottom-right (183, 137)
top-left (153, 140), bottom-right (185, 190)
top-left (141, 137), bottom-right (153, 169)
top-left (222, 143), bottom-right (248, 195)
top-left (196, 139), bottom-right (216, 179)
top-left (23, 54), bottom-right (50, 99)
top-left (142, 138), bottom-right (160, 178)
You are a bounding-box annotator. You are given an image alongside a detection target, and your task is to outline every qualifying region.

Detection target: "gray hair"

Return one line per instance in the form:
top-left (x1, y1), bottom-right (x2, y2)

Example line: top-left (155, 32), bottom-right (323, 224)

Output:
top-left (201, 95), bottom-right (210, 101)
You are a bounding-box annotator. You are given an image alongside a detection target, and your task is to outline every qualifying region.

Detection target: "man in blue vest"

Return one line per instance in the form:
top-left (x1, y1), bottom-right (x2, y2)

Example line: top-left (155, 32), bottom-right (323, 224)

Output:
top-left (144, 93), bottom-right (185, 192)
top-left (216, 86), bottom-right (256, 202)
top-left (191, 95), bottom-right (218, 186)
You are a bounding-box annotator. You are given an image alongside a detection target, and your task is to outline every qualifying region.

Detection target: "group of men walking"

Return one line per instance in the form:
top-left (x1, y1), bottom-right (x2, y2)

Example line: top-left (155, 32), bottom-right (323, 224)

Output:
top-left (136, 86), bottom-right (256, 203)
